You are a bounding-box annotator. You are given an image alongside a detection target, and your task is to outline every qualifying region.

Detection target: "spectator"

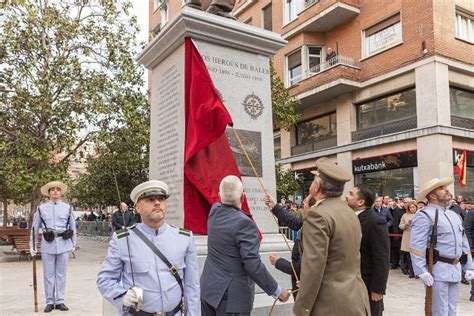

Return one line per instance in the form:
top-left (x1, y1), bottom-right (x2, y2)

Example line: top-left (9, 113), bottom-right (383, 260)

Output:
top-left (389, 198), bottom-right (406, 269)
top-left (96, 210), bottom-right (105, 222)
top-left (111, 202), bottom-right (135, 231)
top-left (326, 47), bottom-right (337, 66)
top-left (417, 200), bottom-right (427, 209)
top-left (19, 217), bottom-right (28, 229)
top-left (82, 212), bottom-right (88, 221)
top-left (12, 217), bottom-right (18, 226)
top-left (382, 195), bottom-right (390, 208)
top-left (373, 197), bottom-right (393, 228)
top-left (87, 210), bottom-right (97, 222)
top-left (399, 202), bottom-right (417, 278)
top-left (463, 200), bottom-right (474, 301)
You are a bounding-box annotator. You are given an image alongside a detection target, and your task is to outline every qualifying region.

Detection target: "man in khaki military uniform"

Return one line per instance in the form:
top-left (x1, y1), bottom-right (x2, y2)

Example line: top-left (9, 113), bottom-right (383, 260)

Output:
top-left (293, 158), bottom-right (370, 316)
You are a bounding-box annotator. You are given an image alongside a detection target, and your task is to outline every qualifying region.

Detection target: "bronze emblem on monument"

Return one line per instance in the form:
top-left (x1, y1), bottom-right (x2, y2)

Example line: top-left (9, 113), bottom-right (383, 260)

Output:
top-left (242, 93), bottom-right (264, 119)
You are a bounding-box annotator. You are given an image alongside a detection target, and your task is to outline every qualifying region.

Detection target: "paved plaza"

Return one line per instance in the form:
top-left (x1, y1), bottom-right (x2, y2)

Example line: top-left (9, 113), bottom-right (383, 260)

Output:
top-left (1, 237), bottom-right (472, 316)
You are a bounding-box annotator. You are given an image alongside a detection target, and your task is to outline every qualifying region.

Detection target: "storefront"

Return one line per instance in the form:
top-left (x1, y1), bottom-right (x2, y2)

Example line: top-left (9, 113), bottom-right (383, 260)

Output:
top-left (353, 150), bottom-right (418, 198)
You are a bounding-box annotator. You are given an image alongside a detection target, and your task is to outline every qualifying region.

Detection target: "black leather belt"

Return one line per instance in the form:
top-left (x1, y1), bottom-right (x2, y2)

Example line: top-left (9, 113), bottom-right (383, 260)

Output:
top-left (437, 255), bottom-right (460, 265)
top-left (129, 303), bottom-right (181, 316)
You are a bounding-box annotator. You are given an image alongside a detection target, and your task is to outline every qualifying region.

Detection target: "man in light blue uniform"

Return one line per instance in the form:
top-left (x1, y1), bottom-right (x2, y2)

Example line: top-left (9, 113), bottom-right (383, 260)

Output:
top-left (97, 180), bottom-right (200, 316)
top-left (410, 177), bottom-right (474, 316)
top-left (29, 180), bottom-right (76, 313)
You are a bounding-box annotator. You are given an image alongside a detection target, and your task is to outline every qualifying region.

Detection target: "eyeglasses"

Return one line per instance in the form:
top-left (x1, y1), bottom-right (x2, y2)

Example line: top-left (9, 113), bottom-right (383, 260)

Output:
top-left (49, 187), bottom-right (62, 192)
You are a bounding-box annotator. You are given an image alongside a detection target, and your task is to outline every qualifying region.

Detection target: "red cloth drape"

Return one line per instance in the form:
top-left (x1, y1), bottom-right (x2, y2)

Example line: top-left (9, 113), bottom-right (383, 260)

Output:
top-left (183, 38), bottom-right (258, 236)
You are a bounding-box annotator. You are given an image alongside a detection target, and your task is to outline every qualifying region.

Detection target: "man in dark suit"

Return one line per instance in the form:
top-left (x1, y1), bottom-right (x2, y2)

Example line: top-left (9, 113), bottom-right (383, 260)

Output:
top-left (346, 184), bottom-right (390, 316)
top-left (389, 201), bottom-right (406, 270)
top-left (464, 203), bottom-right (474, 301)
top-left (111, 202), bottom-right (135, 231)
top-left (201, 175), bottom-right (290, 315)
top-left (373, 197), bottom-right (393, 228)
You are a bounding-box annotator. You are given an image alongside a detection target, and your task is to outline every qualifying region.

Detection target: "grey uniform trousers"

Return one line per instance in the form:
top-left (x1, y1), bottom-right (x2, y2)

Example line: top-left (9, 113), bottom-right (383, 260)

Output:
top-left (432, 280), bottom-right (461, 316)
top-left (42, 252), bottom-right (70, 305)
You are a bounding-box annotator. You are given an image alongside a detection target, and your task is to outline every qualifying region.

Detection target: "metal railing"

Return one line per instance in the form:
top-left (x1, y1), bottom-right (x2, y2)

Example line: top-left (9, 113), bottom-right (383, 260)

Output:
top-left (308, 55), bottom-right (359, 75)
top-left (291, 135), bottom-right (337, 155)
top-left (352, 116), bottom-right (417, 141)
top-left (451, 115), bottom-right (474, 130)
top-left (76, 221), bottom-right (113, 237)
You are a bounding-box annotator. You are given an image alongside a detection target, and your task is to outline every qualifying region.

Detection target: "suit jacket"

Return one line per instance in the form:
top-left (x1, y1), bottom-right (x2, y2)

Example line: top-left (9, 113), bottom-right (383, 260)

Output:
top-left (358, 208), bottom-right (390, 294)
top-left (294, 198), bottom-right (370, 316)
top-left (111, 210), bottom-right (135, 231)
top-left (464, 209), bottom-right (474, 250)
top-left (374, 207), bottom-right (393, 228)
top-left (389, 207), bottom-right (405, 235)
top-left (200, 203), bottom-right (278, 313)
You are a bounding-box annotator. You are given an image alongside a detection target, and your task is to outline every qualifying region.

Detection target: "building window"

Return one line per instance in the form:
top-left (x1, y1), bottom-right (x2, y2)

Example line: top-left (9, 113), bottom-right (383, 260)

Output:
top-left (363, 13), bottom-right (402, 57)
top-left (287, 49), bottom-right (302, 86)
top-left (296, 112), bottom-right (337, 145)
top-left (357, 88), bottom-right (416, 129)
top-left (262, 4), bottom-right (272, 31)
top-left (355, 167), bottom-right (414, 199)
top-left (274, 132), bottom-right (281, 160)
top-left (285, 0), bottom-right (304, 24)
top-left (160, 1), bottom-right (169, 25)
top-left (450, 87), bottom-right (474, 120)
top-left (154, 0), bottom-right (165, 12)
top-left (308, 46), bottom-right (322, 74)
top-left (455, 8), bottom-right (474, 43)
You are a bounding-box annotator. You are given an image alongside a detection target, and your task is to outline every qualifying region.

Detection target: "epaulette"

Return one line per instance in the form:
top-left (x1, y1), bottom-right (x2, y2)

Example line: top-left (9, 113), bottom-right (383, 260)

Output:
top-left (170, 224), bottom-right (191, 236)
top-left (115, 229), bottom-right (129, 239)
top-left (179, 228), bottom-right (191, 237)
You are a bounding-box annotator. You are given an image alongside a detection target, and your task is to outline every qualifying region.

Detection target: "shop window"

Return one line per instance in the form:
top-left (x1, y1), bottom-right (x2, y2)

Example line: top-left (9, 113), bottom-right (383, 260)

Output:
top-left (450, 86), bottom-right (474, 120)
top-left (455, 8), bottom-right (474, 43)
top-left (160, 1), bottom-right (169, 25)
top-left (274, 132), bottom-right (281, 160)
top-left (262, 4), bottom-right (272, 31)
top-left (355, 167), bottom-right (414, 199)
top-left (454, 167), bottom-right (474, 198)
top-left (363, 13), bottom-right (402, 57)
top-left (287, 49), bottom-right (302, 86)
top-left (285, 0), bottom-right (304, 24)
top-left (357, 88), bottom-right (416, 129)
top-left (296, 112), bottom-right (337, 145)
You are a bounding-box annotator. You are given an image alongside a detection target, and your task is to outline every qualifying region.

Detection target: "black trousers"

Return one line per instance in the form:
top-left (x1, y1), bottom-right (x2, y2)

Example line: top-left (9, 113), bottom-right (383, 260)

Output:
top-left (201, 298), bottom-right (250, 316)
top-left (362, 276), bottom-right (384, 316)
top-left (390, 237), bottom-right (401, 268)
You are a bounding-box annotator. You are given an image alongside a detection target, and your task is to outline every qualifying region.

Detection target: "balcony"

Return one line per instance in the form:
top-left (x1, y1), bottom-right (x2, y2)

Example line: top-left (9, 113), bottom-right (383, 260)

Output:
top-left (291, 136), bottom-right (337, 155)
top-left (283, 0), bottom-right (360, 39)
top-left (352, 117), bottom-right (417, 142)
top-left (291, 54), bottom-right (361, 107)
top-left (451, 115), bottom-right (474, 130)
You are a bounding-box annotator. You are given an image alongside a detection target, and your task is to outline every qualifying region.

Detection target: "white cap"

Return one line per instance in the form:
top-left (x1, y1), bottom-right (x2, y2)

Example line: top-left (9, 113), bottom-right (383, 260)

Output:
top-left (130, 180), bottom-right (169, 204)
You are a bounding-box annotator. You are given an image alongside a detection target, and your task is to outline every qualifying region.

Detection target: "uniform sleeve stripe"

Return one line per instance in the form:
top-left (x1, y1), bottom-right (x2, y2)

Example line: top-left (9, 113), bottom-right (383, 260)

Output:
top-left (410, 248), bottom-right (425, 257)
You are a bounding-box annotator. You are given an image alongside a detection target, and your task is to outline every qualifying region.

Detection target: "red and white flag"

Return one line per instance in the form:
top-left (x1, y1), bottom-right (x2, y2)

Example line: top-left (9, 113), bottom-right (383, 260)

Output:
top-left (455, 149), bottom-right (467, 188)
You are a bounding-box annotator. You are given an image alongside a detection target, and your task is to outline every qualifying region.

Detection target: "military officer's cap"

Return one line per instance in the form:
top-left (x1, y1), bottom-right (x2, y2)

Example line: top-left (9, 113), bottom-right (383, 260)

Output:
top-left (311, 157), bottom-right (351, 185)
top-left (41, 181), bottom-right (68, 196)
top-left (130, 180), bottom-right (170, 204)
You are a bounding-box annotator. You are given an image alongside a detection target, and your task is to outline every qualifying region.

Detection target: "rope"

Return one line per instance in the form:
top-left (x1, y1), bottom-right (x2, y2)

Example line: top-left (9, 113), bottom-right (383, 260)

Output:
top-left (231, 128), bottom-right (299, 314)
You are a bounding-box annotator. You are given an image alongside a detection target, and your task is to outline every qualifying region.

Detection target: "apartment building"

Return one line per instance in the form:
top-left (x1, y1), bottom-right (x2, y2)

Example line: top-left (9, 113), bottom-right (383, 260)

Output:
top-left (149, 0), bottom-right (474, 200)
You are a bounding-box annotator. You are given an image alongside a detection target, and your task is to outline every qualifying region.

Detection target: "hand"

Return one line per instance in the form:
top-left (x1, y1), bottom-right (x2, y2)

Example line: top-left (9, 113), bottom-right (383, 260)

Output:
top-left (371, 292), bottom-right (383, 301)
top-left (269, 253), bottom-right (279, 266)
top-left (123, 289), bottom-right (138, 307)
top-left (419, 272), bottom-right (434, 287)
top-left (30, 247), bottom-right (37, 257)
top-left (278, 288), bottom-right (290, 302)
top-left (71, 246), bottom-right (76, 253)
top-left (296, 280), bottom-right (300, 288)
top-left (465, 270), bottom-right (474, 281)
top-left (264, 193), bottom-right (275, 209)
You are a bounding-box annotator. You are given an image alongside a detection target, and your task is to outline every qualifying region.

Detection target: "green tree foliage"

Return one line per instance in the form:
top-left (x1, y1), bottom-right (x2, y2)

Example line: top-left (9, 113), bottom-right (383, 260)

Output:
top-left (275, 163), bottom-right (303, 200)
top-left (0, 0), bottom-right (146, 211)
top-left (270, 60), bottom-right (300, 131)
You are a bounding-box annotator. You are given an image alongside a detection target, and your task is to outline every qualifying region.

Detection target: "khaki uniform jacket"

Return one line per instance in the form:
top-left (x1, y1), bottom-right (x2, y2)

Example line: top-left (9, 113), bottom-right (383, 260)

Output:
top-left (294, 197), bottom-right (370, 316)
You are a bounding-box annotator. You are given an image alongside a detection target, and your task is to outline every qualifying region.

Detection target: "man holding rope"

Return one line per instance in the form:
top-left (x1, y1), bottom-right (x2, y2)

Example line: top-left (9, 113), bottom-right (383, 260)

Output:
top-left (200, 175), bottom-right (290, 315)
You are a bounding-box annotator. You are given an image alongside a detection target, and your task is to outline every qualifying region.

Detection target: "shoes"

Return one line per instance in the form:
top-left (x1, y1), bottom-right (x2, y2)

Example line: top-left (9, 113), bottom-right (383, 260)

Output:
top-left (55, 303), bottom-right (69, 311)
top-left (391, 265), bottom-right (398, 270)
top-left (44, 305), bottom-right (54, 313)
top-left (409, 273), bottom-right (415, 279)
top-left (461, 278), bottom-right (470, 285)
top-left (470, 295), bottom-right (474, 302)
top-left (401, 269), bottom-right (409, 275)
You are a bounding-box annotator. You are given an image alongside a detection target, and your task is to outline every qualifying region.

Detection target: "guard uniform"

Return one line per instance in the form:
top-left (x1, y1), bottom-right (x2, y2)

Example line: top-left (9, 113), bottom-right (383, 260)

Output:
top-left (97, 222), bottom-right (200, 316)
top-left (410, 203), bottom-right (473, 315)
top-left (30, 200), bottom-right (76, 306)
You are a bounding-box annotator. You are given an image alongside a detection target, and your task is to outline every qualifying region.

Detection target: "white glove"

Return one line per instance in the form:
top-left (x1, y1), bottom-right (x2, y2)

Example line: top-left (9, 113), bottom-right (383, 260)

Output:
top-left (71, 246), bottom-right (76, 253)
top-left (419, 272), bottom-right (434, 287)
top-left (465, 270), bottom-right (474, 281)
top-left (30, 247), bottom-right (37, 257)
top-left (123, 286), bottom-right (143, 310)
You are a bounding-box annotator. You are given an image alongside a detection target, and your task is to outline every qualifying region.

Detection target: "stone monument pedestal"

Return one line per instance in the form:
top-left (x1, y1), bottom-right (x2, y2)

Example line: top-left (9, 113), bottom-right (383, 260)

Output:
top-left (103, 7), bottom-right (291, 316)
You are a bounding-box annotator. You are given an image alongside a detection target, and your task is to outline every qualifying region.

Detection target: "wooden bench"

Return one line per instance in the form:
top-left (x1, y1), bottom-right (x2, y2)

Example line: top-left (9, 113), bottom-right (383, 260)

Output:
top-left (14, 234), bottom-right (42, 261)
top-left (0, 227), bottom-right (29, 244)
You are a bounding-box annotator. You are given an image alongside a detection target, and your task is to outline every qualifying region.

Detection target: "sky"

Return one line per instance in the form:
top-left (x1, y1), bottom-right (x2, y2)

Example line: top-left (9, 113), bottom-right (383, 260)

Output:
top-left (131, 0), bottom-right (150, 45)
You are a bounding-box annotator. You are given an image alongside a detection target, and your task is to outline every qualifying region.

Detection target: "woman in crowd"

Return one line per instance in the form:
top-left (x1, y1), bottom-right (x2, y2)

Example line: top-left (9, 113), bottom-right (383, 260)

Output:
top-left (399, 201), bottom-right (418, 278)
